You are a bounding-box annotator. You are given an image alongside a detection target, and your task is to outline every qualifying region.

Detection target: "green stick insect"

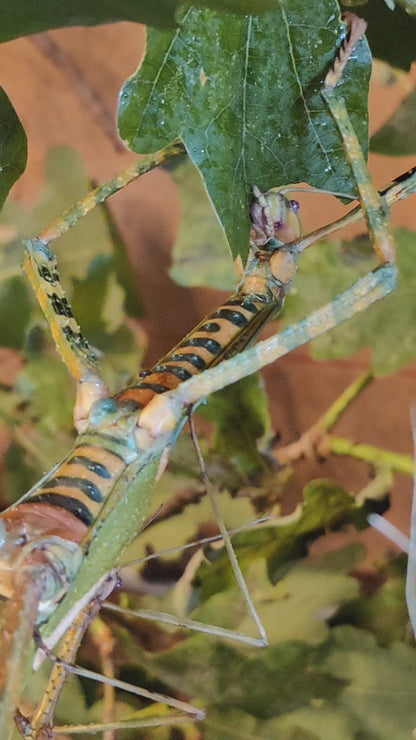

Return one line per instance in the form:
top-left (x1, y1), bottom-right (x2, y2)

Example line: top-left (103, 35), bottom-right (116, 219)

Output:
top-left (0, 14), bottom-right (415, 739)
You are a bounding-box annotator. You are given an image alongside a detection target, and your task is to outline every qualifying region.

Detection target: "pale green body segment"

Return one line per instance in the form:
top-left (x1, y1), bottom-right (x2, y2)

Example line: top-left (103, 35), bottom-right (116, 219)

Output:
top-left (42, 451), bottom-right (162, 642)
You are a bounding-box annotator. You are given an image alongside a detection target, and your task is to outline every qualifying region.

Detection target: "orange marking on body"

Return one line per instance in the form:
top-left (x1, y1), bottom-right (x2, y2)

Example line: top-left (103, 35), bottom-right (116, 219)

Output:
top-left (1, 503), bottom-right (88, 544)
top-left (116, 371), bottom-right (182, 407)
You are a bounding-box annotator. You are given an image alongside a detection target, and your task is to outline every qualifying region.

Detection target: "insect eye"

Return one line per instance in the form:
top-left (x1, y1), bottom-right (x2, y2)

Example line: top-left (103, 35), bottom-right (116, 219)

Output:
top-left (289, 199), bottom-right (300, 213)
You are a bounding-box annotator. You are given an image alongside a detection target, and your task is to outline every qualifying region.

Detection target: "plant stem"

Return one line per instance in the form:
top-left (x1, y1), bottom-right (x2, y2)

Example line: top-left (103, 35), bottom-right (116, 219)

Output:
top-left (276, 371), bottom-right (373, 465)
top-left (328, 436), bottom-right (414, 476)
top-left (316, 370), bottom-right (372, 433)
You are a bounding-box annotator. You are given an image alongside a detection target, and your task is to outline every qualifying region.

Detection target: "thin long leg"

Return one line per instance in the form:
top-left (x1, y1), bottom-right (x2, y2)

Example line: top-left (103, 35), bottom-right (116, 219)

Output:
top-left (138, 265), bottom-right (396, 434)
top-left (23, 237), bottom-right (108, 431)
top-left (23, 238), bottom-right (100, 383)
top-left (188, 413), bottom-right (268, 647)
top-left (28, 637), bottom-right (204, 737)
top-left (322, 14), bottom-right (395, 267)
top-left (38, 141), bottom-right (185, 244)
top-left (407, 410), bottom-right (416, 638)
top-left (292, 166), bottom-right (416, 254)
top-left (18, 573), bottom-right (118, 738)
top-left (102, 517), bottom-right (278, 646)
top-left (22, 571), bottom-right (203, 738)
top-left (23, 140), bottom-right (185, 428)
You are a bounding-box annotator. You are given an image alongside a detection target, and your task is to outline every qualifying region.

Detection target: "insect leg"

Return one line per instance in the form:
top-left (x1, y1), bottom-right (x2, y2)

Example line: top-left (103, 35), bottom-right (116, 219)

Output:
top-left (188, 412), bottom-right (267, 646)
top-left (21, 573), bottom-right (118, 738)
top-left (293, 166), bottom-right (416, 255)
top-left (322, 14), bottom-right (395, 267)
top-left (406, 410), bottom-right (416, 638)
top-left (137, 264), bottom-right (396, 435)
top-left (23, 141), bottom-right (186, 433)
top-left (38, 141), bottom-right (185, 244)
top-left (23, 237), bottom-right (108, 432)
top-left (24, 576), bottom-right (203, 737)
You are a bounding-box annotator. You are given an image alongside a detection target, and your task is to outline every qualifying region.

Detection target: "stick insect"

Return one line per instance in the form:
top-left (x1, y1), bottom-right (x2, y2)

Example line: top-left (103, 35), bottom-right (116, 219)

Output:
top-left (0, 14), bottom-right (415, 739)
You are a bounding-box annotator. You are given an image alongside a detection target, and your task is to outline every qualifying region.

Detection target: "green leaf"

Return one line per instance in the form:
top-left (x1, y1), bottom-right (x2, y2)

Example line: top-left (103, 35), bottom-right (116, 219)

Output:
top-left (0, 0), bottom-right (283, 42)
top-left (206, 708), bottom-right (354, 740)
top-left (235, 545), bottom-right (364, 646)
top-left (169, 158), bottom-right (236, 290)
top-left (0, 147), bottom-right (144, 373)
top-left (0, 1), bottom-right (176, 41)
top-left (341, 0), bottom-right (416, 71)
top-left (103, 204), bottom-right (145, 319)
top-left (0, 277), bottom-right (31, 348)
top-left (156, 636), bottom-right (342, 719)
top-left (118, 4), bottom-right (371, 260)
top-left (0, 147), bottom-right (115, 283)
top-left (71, 255), bottom-right (113, 334)
top-left (147, 547), bottom-right (363, 724)
top-left (3, 443), bottom-right (39, 505)
top-left (335, 555), bottom-right (409, 645)
top-left (71, 255), bottom-right (142, 382)
top-left (200, 374), bottom-right (271, 477)
top-left (0, 88), bottom-right (27, 210)
top-left (320, 626), bottom-right (416, 740)
top-left (0, 354), bottom-right (75, 495)
top-left (192, 0), bottom-right (280, 13)
top-left (282, 229), bottom-right (416, 375)
top-left (194, 478), bottom-right (388, 599)
top-left (16, 354), bottom-right (75, 431)
top-left (150, 610), bottom-right (416, 739)
top-left (371, 87), bottom-right (416, 155)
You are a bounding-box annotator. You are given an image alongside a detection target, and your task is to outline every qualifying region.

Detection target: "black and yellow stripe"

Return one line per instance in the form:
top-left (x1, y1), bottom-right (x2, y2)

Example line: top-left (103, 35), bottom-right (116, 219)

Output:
top-left (114, 291), bottom-right (283, 410)
top-left (22, 277), bottom-right (286, 532)
top-left (24, 239), bottom-right (98, 381)
top-left (21, 190), bottom-right (299, 534)
top-left (114, 189), bottom-right (300, 411)
top-left (27, 443), bottom-right (128, 528)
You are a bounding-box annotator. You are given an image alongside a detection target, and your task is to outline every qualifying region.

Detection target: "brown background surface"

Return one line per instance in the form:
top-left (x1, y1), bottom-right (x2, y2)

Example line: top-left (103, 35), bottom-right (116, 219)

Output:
top-left (0, 23), bottom-right (415, 563)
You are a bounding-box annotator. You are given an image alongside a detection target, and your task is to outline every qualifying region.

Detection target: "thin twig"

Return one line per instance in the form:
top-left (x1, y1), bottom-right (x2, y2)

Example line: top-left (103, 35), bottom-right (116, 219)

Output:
top-left (276, 371), bottom-right (373, 465)
top-left (328, 436), bottom-right (414, 476)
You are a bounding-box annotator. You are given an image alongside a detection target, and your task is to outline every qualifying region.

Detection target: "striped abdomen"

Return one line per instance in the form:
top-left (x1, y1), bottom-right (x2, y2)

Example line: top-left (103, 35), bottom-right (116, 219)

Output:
top-left (115, 189), bottom-right (300, 411)
top-left (12, 289), bottom-right (284, 536)
top-left (13, 190), bottom-right (299, 537)
top-left (25, 439), bottom-right (131, 529)
top-left (114, 292), bottom-right (283, 410)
